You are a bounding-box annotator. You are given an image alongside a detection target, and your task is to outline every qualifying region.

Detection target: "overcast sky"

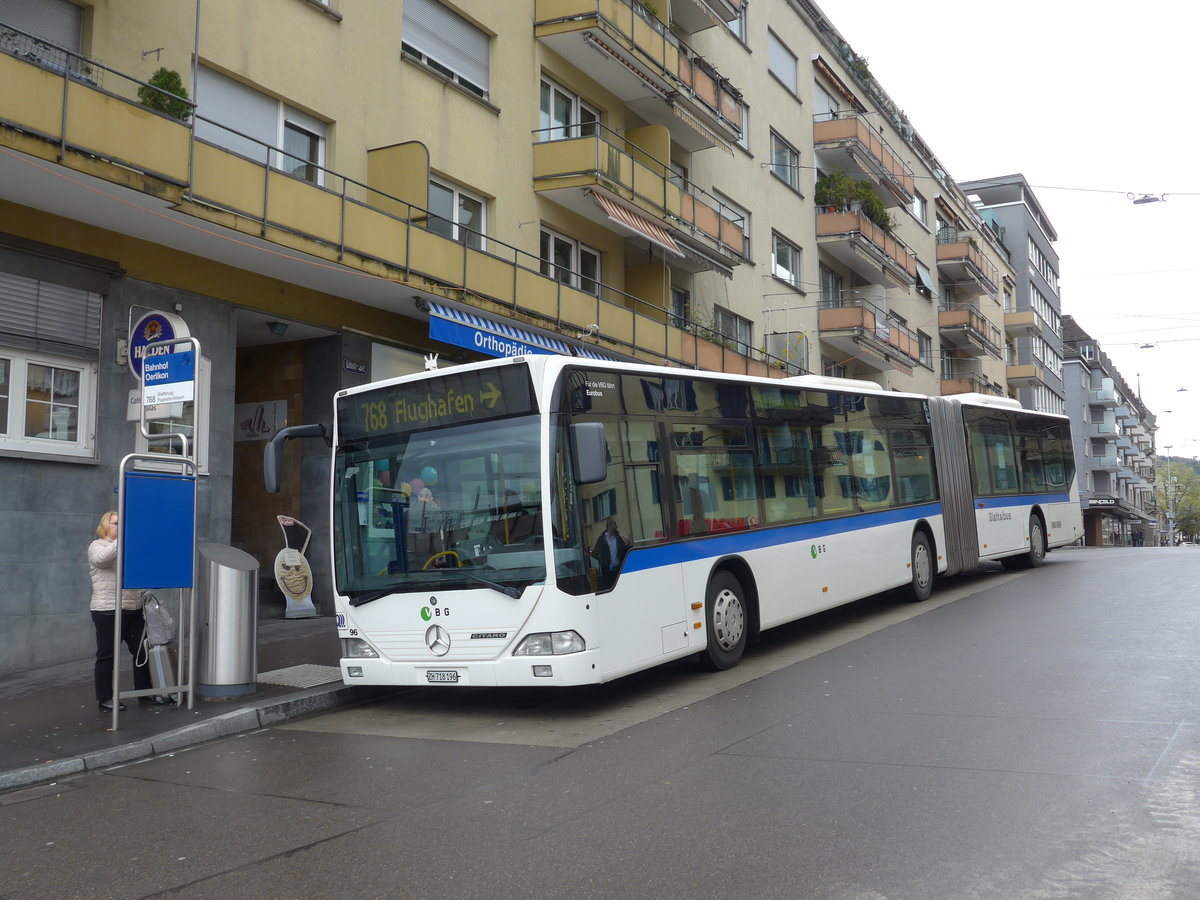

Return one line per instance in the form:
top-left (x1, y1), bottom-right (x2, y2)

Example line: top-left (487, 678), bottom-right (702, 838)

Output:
top-left (820, 0), bottom-right (1200, 456)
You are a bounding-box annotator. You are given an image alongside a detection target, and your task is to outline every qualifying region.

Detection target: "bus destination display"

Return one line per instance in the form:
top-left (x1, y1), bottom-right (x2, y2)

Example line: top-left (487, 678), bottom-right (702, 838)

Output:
top-left (338, 366), bottom-right (536, 437)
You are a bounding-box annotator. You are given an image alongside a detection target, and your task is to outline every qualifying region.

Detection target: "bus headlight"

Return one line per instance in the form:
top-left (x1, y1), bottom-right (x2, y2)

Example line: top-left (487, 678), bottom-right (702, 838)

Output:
top-left (341, 638), bottom-right (379, 658)
top-left (513, 630), bottom-right (586, 656)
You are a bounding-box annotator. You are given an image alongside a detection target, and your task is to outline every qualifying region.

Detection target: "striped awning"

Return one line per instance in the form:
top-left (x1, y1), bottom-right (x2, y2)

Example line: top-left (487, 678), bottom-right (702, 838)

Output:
top-left (427, 302), bottom-right (571, 357)
top-left (571, 344), bottom-right (623, 361)
top-left (589, 191), bottom-right (685, 258)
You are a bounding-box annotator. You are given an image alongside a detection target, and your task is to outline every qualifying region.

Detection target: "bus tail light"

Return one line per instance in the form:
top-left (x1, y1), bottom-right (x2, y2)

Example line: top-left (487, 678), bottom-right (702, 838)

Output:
top-left (513, 630), bottom-right (586, 656)
top-left (342, 638), bottom-right (379, 658)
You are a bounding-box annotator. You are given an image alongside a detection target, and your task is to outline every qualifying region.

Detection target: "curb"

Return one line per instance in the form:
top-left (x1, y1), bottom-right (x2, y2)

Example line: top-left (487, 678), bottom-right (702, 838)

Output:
top-left (0, 682), bottom-right (380, 793)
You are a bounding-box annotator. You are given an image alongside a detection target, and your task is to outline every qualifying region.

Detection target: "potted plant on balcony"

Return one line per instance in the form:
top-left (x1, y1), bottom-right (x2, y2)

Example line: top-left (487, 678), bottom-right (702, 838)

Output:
top-left (137, 67), bottom-right (192, 122)
top-left (815, 168), bottom-right (895, 234)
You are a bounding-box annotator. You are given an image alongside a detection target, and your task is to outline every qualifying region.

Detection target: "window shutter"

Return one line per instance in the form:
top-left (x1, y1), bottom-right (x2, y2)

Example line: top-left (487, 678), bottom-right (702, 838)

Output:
top-left (403, 0), bottom-right (489, 92)
top-left (0, 271), bottom-right (101, 357)
top-left (194, 66), bottom-right (280, 162)
top-left (0, 0), bottom-right (82, 52)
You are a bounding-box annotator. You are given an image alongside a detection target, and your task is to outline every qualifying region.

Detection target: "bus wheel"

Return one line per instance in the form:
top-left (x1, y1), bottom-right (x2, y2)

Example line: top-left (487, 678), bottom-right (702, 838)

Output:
top-left (1027, 515), bottom-right (1047, 567)
top-left (701, 571), bottom-right (747, 670)
top-left (907, 530), bottom-right (934, 602)
top-left (1001, 514), bottom-right (1047, 570)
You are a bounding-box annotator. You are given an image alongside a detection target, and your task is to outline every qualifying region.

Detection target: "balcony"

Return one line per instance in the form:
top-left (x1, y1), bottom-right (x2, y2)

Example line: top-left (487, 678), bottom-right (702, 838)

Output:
top-left (532, 123), bottom-right (745, 268)
top-left (1088, 422), bottom-right (1118, 438)
top-left (935, 233), bottom-right (999, 297)
top-left (937, 307), bottom-right (1001, 358)
top-left (534, 0), bottom-right (745, 151)
top-left (1090, 455), bottom-right (1120, 472)
top-left (1004, 309), bottom-right (1039, 338)
top-left (812, 114), bottom-right (914, 206)
top-left (815, 210), bottom-right (916, 289)
top-left (1008, 361), bottom-right (1046, 388)
top-left (1088, 387), bottom-right (1118, 406)
top-left (941, 371), bottom-right (1003, 397)
top-left (818, 301), bottom-right (922, 374)
top-left (669, 0), bottom-right (744, 34)
top-left (0, 40), bottom-right (786, 379)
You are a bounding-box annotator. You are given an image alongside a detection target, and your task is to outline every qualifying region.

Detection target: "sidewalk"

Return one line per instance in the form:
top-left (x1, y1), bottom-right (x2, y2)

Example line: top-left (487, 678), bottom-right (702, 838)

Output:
top-left (0, 615), bottom-right (390, 792)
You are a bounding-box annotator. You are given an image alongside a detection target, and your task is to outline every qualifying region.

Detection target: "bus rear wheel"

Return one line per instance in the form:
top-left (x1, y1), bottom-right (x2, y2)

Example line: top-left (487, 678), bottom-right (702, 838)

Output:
top-left (1001, 514), bottom-right (1046, 570)
top-left (700, 571), bottom-right (747, 670)
top-left (907, 530), bottom-right (934, 602)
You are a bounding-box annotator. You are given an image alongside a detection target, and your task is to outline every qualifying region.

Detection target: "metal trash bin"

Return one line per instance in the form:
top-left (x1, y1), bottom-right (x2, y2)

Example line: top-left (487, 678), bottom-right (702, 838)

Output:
top-left (197, 543), bottom-right (259, 698)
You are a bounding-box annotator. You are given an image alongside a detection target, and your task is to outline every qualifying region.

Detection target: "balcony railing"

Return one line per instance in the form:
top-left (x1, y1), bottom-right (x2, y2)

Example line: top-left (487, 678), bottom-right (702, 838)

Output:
top-left (532, 122), bottom-right (745, 261)
top-left (812, 114), bottom-right (914, 204)
top-left (818, 300), bottom-right (921, 371)
top-left (534, 0), bottom-right (745, 145)
top-left (935, 233), bottom-right (999, 296)
top-left (937, 307), bottom-right (1001, 358)
top-left (0, 37), bottom-right (787, 378)
top-left (815, 210), bottom-right (916, 287)
top-left (940, 371), bottom-right (1002, 396)
top-left (1088, 388), bottom-right (1118, 406)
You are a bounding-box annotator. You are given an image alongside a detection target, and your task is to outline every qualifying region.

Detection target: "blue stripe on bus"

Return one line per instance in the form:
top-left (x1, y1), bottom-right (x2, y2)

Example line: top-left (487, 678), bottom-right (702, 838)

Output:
top-left (974, 493), bottom-right (1071, 508)
top-left (621, 502), bottom-right (944, 573)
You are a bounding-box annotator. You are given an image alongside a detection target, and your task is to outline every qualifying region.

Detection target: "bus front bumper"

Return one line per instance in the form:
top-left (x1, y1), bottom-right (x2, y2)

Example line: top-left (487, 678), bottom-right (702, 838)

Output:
top-left (339, 648), bottom-right (603, 687)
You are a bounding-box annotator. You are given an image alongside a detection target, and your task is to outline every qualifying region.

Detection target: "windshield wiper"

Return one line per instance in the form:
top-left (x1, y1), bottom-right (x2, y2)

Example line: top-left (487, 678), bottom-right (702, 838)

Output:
top-left (348, 585), bottom-right (400, 607)
top-left (458, 570), bottom-right (521, 599)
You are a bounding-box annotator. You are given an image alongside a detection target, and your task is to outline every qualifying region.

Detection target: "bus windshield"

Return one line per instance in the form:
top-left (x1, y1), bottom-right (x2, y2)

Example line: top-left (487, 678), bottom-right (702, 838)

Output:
top-left (333, 414), bottom-right (549, 602)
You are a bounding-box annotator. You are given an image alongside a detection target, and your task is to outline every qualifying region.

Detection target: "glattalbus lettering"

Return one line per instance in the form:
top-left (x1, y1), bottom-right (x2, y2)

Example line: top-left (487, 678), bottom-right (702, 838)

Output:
top-left (393, 389), bottom-right (475, 426)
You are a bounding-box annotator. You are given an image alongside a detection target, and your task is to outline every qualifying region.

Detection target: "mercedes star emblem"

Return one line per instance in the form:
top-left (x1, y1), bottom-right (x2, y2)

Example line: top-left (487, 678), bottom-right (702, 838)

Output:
top-left (425, 624), bottom-right (451, 657)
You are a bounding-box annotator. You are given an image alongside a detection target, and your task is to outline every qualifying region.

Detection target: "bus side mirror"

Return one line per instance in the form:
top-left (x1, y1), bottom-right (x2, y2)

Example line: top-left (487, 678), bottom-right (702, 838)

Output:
top-left (264, 424), bottom-right (329, 493)
top-left (570, 422), bottom-right (608, 484)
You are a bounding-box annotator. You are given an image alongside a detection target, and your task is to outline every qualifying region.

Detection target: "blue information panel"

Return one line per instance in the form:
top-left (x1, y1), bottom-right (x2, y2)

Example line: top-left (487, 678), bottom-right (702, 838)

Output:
top-left (122, 471), bottom-right (196, 589)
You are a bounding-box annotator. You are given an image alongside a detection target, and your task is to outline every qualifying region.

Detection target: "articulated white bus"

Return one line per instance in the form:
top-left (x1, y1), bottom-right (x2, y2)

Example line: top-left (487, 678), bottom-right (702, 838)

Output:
top-left (272, 354), bottom-right (1080, 686)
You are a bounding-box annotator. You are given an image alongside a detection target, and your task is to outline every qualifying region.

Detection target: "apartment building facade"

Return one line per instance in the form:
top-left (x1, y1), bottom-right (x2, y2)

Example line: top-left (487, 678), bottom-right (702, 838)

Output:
top-left (959, 175), bottom-right (1065, 414)
top-left (0, 0), bottom-right (1011, 668)
top-left (1061, 317), bottom-right (1156, 547)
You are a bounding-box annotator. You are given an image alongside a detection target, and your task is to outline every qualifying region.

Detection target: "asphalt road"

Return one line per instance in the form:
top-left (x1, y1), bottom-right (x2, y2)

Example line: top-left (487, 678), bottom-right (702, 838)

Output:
top-left (3, 546), bottom-right (1199, 899)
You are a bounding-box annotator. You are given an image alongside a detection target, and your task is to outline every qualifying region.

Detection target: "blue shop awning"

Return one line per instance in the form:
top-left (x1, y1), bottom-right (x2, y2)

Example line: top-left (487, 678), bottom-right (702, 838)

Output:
top-left (428, 302), bottom-right (572, 357)
top-left (571, 344), bottom-right (623, 361)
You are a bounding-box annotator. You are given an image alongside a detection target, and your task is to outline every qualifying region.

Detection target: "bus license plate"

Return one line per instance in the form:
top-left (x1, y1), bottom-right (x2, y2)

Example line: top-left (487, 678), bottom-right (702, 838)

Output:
top-left (426, 670), bottom-right (459, 683)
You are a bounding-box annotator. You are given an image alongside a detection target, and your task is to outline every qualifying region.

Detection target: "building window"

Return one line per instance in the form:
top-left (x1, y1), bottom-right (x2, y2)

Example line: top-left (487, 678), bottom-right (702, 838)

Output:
top-left (767, 30), bottom-right (797, 94)
top-left (823, 358), bottom-right (846, 379)
top-left (0, 270), bottom-right (100, 459)
top-left (813, 82), bottom-right (838, 122)
top-left (429, 178), bottom-right (486, 250)
top-left (402, 0), bottom-right (490, 99)
top-left (819, 264), bottom-right (843, 308)
top-left (918, 331), bottom-right (932, 368)
top-left (714, 306), bottom-right (752, 356)
top-left (0, 349), bottom-right (96, 457)
top-left (195, 67), bottom-right (327, 185)
top-left (670, 286), bottom-right (690, 329)
top-left (769, 131), bottom-right (800, 191)
top-left (912, 191), bottom-right (927, 226)
top-left (772, 233), bottom-right (801, 288)
top-left (539, 77), bottom-right (599, 141)
top-left (735, 103), bottom-right (750, 151)
top-left (724, 4), bottom-right (747, 40)
top-left (540, 228), bottom-right (600, 295)
top-left (715, 192), bottom-right (750, 260)
top-left (282, 121), bottom-right (321, 183)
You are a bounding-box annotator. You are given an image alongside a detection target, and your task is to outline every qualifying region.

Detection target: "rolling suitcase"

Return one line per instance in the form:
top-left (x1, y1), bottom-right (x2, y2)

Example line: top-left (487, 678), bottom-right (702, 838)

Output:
top-left (146, 642), bottom-right (177, 703)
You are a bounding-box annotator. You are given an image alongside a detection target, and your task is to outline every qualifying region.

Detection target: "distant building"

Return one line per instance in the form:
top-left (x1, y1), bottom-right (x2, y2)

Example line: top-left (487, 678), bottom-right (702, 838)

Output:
top-left (1061, 317), bottom-right (1156, 546)
top-left (959, 175), bottom-right (1064, 413)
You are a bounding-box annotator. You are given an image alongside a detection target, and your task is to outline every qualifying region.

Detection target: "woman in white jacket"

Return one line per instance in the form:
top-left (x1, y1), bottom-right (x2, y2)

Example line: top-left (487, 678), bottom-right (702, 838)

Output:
top-left (89, 511), bottom-right (155, 711)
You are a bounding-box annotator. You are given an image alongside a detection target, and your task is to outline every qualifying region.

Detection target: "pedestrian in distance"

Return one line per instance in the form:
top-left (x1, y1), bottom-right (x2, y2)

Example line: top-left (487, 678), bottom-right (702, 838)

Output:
top-left (592, 517), bottom-right (630, 591)
top-left (88, 510), bottom-right (160, 712)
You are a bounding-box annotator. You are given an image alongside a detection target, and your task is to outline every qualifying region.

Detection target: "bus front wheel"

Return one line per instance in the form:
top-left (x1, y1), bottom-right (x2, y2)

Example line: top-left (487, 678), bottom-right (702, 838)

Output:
top-left (700, 571), bottom-right (747, 670)
top-left (907, 530), bottom-right (934, 602)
